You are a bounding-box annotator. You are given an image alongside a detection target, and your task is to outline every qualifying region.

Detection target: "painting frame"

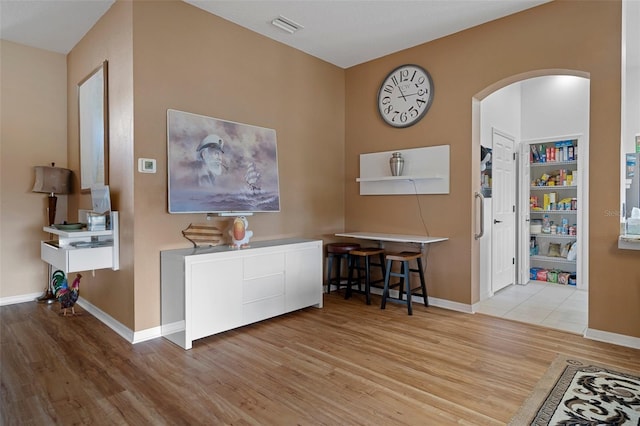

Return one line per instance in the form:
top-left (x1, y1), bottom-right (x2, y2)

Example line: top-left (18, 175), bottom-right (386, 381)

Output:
top-left (167, 109), bottom-right (281, 214)
top-left (78, 60), bottom-right (109, 192)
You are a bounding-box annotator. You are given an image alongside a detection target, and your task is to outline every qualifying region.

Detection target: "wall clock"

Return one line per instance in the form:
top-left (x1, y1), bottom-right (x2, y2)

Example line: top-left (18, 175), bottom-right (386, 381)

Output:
top-left (377, 64), bottom-right (434, 128)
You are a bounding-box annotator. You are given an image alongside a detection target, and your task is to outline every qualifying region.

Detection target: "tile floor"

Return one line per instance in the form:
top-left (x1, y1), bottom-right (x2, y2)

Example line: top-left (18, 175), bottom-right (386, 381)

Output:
top-left (474, 281), bottom-right (588, 335)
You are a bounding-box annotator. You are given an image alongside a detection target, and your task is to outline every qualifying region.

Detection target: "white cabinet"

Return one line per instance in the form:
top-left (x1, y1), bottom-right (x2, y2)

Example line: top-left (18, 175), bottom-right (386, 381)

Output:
top-left (41, 211), bottom-right (119, 273)
top-left (161, 238), bottom-right (323, 350)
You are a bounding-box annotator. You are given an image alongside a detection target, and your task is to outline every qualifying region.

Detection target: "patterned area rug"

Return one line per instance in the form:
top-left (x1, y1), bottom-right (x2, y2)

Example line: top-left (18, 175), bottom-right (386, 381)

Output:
top-left (510, 355), bottom-right (640, 425)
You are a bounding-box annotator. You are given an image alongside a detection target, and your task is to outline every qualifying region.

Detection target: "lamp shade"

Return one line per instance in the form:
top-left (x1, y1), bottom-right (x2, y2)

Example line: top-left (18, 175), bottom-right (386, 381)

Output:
top-left (32, 165), bottom-right (72, 195)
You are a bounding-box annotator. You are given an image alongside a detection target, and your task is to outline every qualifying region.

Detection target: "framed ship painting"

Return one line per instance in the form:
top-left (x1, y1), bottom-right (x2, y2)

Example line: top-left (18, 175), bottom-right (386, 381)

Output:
top-left (167, 109), bottom-right (281, 214)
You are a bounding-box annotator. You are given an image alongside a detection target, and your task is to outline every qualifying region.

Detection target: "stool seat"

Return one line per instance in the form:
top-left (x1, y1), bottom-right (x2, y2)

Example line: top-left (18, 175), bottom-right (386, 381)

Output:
top-left (346, 247), bottom-right (386, 305)
top-left (385, 251), bottom-right (421, 262)
top-left (381, 251), bottom-right (428, 315)
top-left (327, 243), bottom-right (361, 254)
top-left (349, 247), bottom-right (385, 257)
top-left (326, 242), bottom-right (361, 294)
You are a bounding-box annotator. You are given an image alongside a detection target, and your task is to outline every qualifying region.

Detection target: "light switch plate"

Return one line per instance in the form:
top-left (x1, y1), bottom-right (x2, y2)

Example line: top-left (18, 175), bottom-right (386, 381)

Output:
top-left (138, 158), bottom-right (156, 173)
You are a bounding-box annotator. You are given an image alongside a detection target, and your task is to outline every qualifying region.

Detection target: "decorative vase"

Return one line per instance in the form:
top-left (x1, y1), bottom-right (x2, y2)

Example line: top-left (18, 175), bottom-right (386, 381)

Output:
top-left (389, 152), bottom-right (404, 176)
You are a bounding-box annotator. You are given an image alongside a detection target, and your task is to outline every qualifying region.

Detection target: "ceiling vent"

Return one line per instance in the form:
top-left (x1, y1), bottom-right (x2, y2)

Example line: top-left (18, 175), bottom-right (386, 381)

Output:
top-left (271, 15), bottom-right (303, 34)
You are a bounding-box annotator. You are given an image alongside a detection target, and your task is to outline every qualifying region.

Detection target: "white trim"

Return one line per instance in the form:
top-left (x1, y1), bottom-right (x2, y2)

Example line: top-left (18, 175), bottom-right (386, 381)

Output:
top-left (76, 297), bottom-right (162, 344)
top-left (133, 326), bottom-right (162, 344)
top-left (77, 297), bottom-right (133, 342)
top-left (584, 327), bottom-right (640, 350)
top-left (0, 292), bottom-right (42, 306)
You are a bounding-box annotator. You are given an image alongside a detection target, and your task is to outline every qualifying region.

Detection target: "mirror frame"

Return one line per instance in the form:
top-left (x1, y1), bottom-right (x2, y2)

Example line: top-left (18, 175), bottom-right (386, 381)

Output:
top-left (78, 60), bottom-right (109, 192)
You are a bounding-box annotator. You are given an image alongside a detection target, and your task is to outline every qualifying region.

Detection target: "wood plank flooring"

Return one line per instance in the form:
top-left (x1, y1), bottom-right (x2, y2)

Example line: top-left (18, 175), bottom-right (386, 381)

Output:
top-left (2, 293), bottom-right (639, 425)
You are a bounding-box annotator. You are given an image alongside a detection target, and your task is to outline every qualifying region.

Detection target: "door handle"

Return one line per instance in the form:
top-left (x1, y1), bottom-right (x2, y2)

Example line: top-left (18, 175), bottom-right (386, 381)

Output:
top-left (494, 219), bottom-right (503, 224)
top-left (474, 192), bottom-right (485, 240)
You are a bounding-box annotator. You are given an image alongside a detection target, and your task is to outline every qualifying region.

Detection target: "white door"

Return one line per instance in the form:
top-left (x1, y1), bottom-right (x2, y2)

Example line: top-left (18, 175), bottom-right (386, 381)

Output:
top-left (491, 129), bottom-right (516, 293)
top-left (518, 142), bottom-right (531, 284)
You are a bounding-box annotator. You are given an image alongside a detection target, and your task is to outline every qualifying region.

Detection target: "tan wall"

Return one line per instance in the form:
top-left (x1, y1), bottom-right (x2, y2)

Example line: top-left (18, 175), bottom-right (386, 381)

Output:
top-left (0, 40), bottom-right (68, 299)
top-left (132, 1), bottom-right (345, 330)
top-left (66, 1), bottom-right (135, 327)
top-left (345, 0), bottom-right (639, 338)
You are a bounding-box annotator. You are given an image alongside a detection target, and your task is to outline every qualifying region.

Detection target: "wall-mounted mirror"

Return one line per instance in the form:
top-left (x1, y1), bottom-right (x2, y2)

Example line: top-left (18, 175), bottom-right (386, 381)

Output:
top-left (78, 60), bottom-right (108, 192)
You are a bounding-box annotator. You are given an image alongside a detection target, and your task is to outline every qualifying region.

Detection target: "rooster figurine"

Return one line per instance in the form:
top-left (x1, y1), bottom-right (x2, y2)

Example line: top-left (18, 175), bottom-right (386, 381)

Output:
top-left (51, 271), bottom-right (82, 316)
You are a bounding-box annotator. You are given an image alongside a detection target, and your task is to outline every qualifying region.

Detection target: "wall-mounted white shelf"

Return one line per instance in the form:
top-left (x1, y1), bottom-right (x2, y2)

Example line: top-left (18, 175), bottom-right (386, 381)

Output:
top-left (357, 145), bottom-right (450, 195)
top-left (356, 175), bottom-right (443, 182)
top-left (41, 211), bottom-right (119, 273)
top-left (618, 234), bottom-right (640, 250)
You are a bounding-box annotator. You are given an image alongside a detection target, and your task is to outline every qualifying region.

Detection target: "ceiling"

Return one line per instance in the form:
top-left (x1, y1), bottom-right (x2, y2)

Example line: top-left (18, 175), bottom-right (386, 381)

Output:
top-left (0, 0), bottom-right (550, 69)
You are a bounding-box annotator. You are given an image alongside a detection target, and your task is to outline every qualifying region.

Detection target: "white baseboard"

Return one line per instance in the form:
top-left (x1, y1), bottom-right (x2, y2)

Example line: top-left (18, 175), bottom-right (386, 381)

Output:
top-left (584, 327), bottom-right (640, 349)
top-left (0, 292), bottom-right (42, 306)
top-left (77, 297), bottom-right (161, 344)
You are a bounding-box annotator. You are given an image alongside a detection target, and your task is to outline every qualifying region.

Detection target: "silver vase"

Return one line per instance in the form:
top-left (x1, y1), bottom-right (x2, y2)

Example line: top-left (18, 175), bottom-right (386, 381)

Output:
top-left (389, 152), bottom-right (404, 176)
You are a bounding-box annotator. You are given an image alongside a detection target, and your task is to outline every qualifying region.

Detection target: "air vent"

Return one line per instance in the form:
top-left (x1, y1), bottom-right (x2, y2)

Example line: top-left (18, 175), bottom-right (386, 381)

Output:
top-left (271, 15), bottom-right (304, 34)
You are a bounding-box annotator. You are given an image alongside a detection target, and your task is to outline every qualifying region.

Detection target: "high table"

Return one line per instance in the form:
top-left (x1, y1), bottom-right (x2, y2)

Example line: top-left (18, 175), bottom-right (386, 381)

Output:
top-left (335, 232), bottom-right (448, 248)
top-left (334, 232), bottom-right (448, 307)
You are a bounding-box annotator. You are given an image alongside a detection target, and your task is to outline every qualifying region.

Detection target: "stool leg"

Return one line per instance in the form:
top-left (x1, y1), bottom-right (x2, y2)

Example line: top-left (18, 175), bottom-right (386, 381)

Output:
top-left (404, 260), bottom-right (413, 315)
top-left (346, 255), bottom-right (356, 299)
top-left (416, 257), bottom-right (428, 307)
top-left (398, 262), bottom-right (405, 301)
top-left (326, 254), bottom-right (334, 293)
top-left (381, 259), bottom-right (393, 309)
top-left (364, 255), bottom-right (371, 305)
top-left (378, 253), bottom-right (386, 283)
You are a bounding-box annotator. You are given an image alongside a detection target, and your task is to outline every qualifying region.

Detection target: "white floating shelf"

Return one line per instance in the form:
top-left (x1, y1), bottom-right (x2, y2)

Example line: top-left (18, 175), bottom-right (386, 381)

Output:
top-left (357, 145), bottom-right (450, 195)
top-left (356, 175), bottom-right (443, 182)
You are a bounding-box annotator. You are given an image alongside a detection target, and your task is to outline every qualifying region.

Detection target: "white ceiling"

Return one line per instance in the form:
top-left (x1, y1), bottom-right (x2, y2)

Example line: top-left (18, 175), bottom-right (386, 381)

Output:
top-left (0, 0), bottom-right (549, 69)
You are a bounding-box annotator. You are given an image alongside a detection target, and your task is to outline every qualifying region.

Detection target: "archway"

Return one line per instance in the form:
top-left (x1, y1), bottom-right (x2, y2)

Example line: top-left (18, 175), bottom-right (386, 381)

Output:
top-left (472, 70), bottom-right (590, 333)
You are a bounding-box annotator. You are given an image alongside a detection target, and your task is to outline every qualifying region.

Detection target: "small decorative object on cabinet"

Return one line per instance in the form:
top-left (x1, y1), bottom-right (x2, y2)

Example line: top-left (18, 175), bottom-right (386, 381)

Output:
top-left (527, 138), bottom-right (579, 286)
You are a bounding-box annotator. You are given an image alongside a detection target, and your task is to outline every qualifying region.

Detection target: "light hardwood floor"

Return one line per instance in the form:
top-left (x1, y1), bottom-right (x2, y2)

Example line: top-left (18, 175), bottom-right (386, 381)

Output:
top-left (2, 293), bottom-right (639, 425)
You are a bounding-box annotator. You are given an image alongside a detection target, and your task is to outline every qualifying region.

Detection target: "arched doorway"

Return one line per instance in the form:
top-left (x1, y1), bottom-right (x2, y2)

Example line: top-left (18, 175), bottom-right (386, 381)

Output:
top-left (472, 71), bottom-right (590, 334)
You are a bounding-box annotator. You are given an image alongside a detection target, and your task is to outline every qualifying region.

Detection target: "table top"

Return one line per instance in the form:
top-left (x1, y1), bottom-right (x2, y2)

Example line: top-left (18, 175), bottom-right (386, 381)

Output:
top-left (335, 232), bottom-right (448, 244)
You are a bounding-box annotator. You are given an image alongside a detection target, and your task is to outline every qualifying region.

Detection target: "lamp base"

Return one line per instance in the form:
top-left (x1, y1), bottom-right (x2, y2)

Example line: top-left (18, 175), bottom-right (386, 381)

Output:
top-left (36, 289), bottom-right (56, 304)
top-left (48, 194), bottom-right (57, 226)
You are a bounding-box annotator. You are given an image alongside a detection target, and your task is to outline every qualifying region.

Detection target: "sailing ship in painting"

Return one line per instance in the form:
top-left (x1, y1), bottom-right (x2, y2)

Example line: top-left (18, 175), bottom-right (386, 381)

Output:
top-left (244, 162), bottom-right (261, 194)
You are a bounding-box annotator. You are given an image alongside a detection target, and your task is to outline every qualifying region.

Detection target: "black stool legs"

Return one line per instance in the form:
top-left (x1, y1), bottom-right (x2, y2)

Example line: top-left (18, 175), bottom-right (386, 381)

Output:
top-left (346, 248), bottom-right (385, 305)
top-left (381, 252), bottom-right (428, 315)
top-left (326, 243), bottom-right (361, 293)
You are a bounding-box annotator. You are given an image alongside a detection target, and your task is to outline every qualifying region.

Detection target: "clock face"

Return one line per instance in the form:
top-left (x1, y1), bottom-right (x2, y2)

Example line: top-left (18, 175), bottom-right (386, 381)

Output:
top-left (377, 64), bottom-right (434, 128)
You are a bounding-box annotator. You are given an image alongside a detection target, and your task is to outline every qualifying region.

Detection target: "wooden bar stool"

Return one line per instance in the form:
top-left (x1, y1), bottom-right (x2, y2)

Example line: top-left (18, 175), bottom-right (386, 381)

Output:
top-left (381, 251), bottom-right (428, 315)
top-left (325, 242), bottom-right (361, 294)
top-left (346, 247), bottom-right (386, 305)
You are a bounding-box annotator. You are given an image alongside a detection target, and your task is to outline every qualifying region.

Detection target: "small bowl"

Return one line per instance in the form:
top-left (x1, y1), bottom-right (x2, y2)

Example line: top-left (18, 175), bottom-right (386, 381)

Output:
top-left (53, 223), bottom-right (85, 231)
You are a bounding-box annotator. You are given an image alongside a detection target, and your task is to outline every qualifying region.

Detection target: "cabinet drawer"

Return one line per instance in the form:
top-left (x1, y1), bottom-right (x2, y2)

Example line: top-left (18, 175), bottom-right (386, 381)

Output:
top-left (243, 295), bottom-right (285, 325)
top-left (243, 253), bottom-right (284, 279)
top-left (41, 241), bottom-right (113, 273)
top-left (243, 273), bottom-right (285, 303)
top-left (41, 241), bottom-right (67, 271)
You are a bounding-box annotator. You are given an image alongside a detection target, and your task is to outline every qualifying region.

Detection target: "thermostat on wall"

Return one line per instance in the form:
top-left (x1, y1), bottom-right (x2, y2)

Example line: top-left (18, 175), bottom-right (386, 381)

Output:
top-left (138, 158), bottom-right (156, 173)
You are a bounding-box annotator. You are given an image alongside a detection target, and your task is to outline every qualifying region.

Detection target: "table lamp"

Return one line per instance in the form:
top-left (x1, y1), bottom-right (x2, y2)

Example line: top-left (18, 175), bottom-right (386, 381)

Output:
top-left (32, 163), bottom-right (72, 226)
